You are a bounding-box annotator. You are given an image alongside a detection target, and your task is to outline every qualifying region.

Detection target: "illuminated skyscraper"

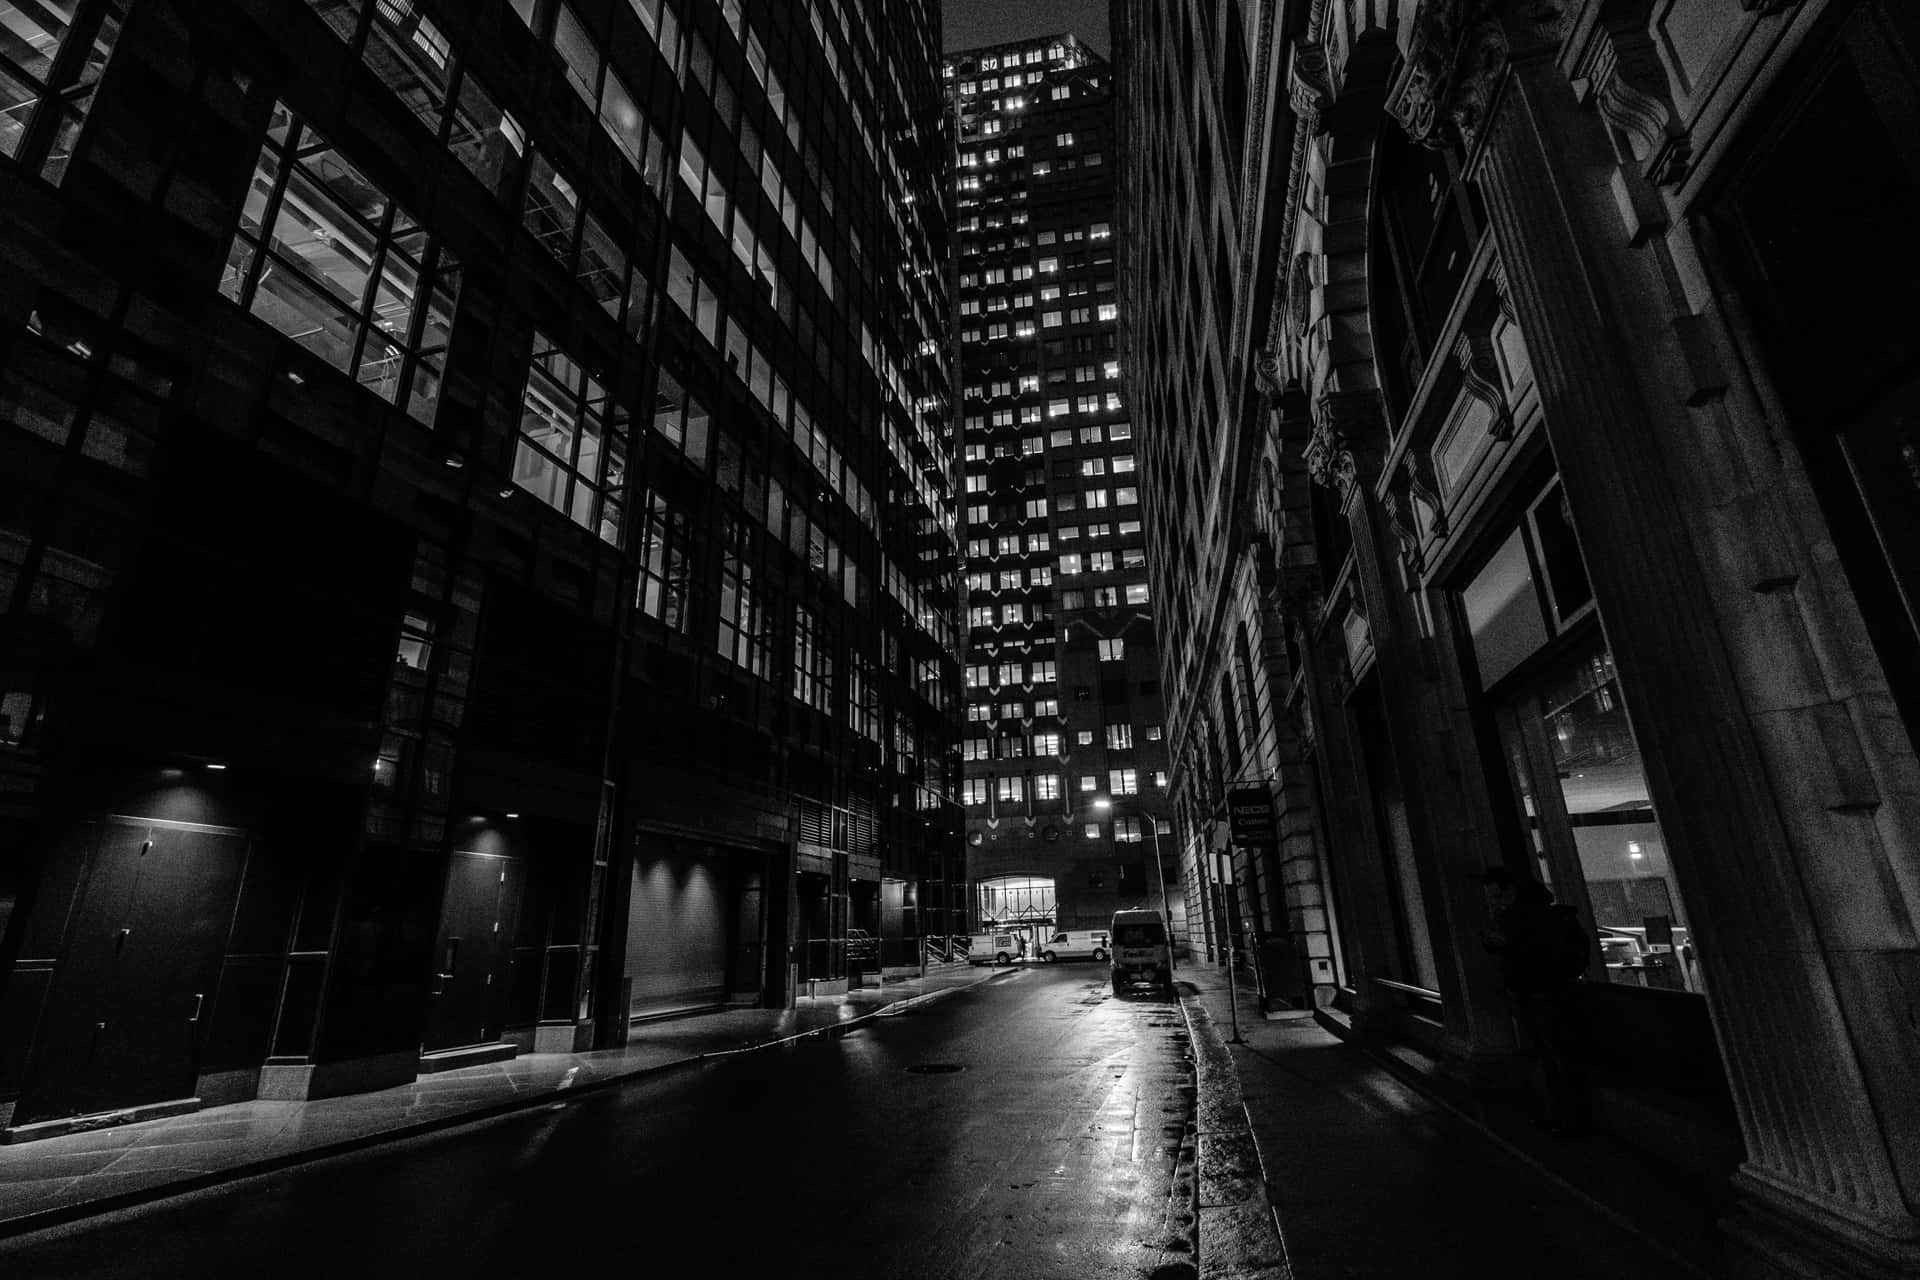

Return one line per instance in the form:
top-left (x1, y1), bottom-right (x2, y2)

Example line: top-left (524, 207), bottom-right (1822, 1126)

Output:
top-left (943, 34), bottom-right (1177, 946)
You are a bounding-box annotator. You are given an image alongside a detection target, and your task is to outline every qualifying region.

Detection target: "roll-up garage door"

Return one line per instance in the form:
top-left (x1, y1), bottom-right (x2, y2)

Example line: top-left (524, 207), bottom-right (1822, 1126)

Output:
top-left (625, 845), bottom-right (729, 1018)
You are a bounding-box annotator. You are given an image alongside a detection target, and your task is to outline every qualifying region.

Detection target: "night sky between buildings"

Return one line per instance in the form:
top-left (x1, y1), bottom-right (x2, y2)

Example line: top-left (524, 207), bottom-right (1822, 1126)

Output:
top-left (942, 0), bottom-right (1111, 56)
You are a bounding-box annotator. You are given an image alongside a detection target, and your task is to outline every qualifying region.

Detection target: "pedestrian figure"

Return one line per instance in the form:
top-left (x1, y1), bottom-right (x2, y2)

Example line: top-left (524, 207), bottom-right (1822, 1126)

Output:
top-left (1475, 866), bottom-right (1592, 1137)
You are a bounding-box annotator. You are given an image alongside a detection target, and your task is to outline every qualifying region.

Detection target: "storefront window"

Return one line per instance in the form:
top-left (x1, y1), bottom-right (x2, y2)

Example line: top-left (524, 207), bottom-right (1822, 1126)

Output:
top-left (1472, 478), bottom-right (1700, 996)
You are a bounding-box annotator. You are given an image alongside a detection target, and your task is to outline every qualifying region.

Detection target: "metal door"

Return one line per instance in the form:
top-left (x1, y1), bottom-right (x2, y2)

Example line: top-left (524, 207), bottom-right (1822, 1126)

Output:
top-left (730, 861), bottom-right (764, 996)
top-left (422, 852), bottom-right (522, 1051)
top-left (17, 818), bottom-right (248, 1124)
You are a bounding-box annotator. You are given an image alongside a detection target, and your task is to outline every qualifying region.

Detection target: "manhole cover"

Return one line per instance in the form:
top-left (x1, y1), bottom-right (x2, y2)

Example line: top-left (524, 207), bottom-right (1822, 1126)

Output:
top-left (906, 1063), bottom-right (966, 1074)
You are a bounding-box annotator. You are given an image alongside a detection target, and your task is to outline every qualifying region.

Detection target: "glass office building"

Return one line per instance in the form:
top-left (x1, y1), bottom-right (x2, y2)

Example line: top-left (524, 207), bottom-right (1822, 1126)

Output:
top-left (0, 0), bottom-right (958, 1131)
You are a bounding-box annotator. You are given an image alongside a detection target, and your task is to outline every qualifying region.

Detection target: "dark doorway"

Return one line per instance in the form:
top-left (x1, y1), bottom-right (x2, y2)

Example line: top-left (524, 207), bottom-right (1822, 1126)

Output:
top-left (422, 851), bottom-right (524, 1052)
top-left (730, 858), bottom-right (764, 998)
top-left (17, 818), bottom-right (248, 1124)
top-left (796, 871), bottom-right (831, 981)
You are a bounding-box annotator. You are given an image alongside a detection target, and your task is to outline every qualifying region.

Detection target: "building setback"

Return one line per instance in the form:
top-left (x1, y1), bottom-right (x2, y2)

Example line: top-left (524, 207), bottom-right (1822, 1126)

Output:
top-left (0, 0), bottom-right (959, 1133)
top-left (942, 34), bottom-right (1178, 951)
top-left (1116, 0), bottom-right (1920, 1276)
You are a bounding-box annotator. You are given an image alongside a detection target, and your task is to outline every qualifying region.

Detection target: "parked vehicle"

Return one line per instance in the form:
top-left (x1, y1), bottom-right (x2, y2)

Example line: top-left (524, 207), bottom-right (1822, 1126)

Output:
top-left (968, 931), bottom-right (1019, 965)
top-left (1109, 909), bottom-right (1172, 994)
top-left (1040, 930), bottom-right (1109, 962)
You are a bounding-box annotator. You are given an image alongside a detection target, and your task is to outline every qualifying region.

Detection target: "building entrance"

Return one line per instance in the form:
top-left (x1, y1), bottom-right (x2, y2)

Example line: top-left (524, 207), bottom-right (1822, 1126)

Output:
top-left (624, 843), bottom-right (738, 1018)
top-left (15, 817), bottom-right (248, 1125)
top-left (421, 851), bottom-right (525, 1052)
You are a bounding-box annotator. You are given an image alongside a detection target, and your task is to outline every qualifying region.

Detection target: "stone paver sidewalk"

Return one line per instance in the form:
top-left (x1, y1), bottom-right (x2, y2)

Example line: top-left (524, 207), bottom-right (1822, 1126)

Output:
top-left (1177, 963), bottom-right (1728, 1280)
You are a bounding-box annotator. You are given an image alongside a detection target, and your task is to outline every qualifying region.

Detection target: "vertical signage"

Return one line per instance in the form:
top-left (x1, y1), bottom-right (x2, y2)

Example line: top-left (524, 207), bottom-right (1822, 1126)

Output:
top-left (1226, 786), bottom-right (1277, 852)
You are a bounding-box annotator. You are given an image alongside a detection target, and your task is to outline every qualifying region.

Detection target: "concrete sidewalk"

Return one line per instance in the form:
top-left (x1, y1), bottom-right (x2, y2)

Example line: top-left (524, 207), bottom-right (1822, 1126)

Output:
top-left (1179, 963), bottom-right (1730, 1280)
top-left (0, 959), bottom-right (1016, 1239)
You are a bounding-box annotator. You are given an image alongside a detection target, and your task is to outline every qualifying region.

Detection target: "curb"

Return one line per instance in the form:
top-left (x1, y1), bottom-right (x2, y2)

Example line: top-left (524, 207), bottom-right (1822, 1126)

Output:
top-left (1176, 980), bottom-right (1294, 1280)
top-left (0, 969), bottom-right (1010, 1244)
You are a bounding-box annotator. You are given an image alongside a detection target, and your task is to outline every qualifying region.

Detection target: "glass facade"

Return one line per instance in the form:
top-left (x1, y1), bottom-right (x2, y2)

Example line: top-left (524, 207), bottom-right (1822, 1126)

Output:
top-left (0, 0), bottom-right (963, 1123)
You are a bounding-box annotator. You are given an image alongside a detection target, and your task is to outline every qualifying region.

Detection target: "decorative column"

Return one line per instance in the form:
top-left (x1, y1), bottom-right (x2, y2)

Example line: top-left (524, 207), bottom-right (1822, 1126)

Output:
top-left (1433, 3), bottom-right (1920, 1274)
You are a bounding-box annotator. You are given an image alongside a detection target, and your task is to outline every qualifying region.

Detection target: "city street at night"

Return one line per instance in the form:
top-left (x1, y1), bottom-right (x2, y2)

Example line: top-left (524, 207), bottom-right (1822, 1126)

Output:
top-left (0, 966), bottom-right (1200, 1280)
top-left (3, 1), bottom-right (1914, 1274)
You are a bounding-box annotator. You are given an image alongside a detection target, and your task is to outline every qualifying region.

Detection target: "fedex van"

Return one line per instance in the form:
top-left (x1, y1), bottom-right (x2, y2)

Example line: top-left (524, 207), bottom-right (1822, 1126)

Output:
top-left (1109, 909), bottom-right (1173, 994)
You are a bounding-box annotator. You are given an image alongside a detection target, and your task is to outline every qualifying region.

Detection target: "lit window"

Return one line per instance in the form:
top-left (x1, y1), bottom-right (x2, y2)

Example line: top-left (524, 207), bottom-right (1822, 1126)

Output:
top-left (0, 0), bottom-right (126, 182)
top-left (791, 604), bottom-right (831, 706)
top-left (1109, 768), bottom-right (1138, 796)
top-left (636, 492), bottom-right (690, 630)
top-left (222, 105), bottom-right (461, 426)
top-left (1097, 638), bottom-right (1124, 661)
top-left (512, 331), bottom-right (629, 545)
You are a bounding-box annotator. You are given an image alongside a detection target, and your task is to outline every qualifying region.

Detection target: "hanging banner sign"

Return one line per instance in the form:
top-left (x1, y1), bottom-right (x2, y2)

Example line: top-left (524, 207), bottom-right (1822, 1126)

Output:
top-left (1226, 786), bottom-right (1277, 850)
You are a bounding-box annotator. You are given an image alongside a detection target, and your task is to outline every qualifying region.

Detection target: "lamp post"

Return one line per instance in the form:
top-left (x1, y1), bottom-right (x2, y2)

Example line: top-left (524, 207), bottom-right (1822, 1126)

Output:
top-left (1093, 796), bottom-right (1175, 973)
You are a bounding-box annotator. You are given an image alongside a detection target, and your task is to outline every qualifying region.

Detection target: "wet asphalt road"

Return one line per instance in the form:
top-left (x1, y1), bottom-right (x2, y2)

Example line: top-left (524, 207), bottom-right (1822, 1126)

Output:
top-left (1, 965), bottom-right (1199, 1280)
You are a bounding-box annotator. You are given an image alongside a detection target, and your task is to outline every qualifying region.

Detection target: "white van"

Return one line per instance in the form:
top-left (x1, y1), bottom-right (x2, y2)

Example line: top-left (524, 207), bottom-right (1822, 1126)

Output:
top-left (1109, 909), bottom-right (1173, 993)
top-left (1039, 930), bottom-right (1109, 962)
top-left (967, 931), bottom-right (1020, 965)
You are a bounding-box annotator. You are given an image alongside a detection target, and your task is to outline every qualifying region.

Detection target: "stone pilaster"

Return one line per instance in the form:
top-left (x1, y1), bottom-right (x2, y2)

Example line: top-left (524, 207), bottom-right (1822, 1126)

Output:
top-left (1469, 19), bottom-right (1920, 1276)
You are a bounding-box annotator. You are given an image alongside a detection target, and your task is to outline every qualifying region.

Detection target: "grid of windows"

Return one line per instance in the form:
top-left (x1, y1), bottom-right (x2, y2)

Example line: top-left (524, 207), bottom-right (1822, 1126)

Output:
top-left (951, 33), bottom-right (1168, 870)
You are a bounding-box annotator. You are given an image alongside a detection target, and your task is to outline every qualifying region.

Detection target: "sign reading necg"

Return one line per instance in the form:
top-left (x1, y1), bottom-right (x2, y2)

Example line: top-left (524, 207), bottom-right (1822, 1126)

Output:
top-left (1226, 786), bottom-right (1277, 849)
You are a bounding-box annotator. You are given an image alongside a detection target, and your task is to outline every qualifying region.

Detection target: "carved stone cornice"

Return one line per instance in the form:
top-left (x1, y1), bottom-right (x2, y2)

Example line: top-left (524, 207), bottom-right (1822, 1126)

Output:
top-left (1568, 5), bottom-right (1689, 184)
top-left (1287, 252), bottom-right (1315, 339)
top-left (1289, 39), bottom-right (1334, 132)
top-left (1488, 257), bottom-right (1518, 324)
top-left (1254, 348), bottom-right (1288, 406)
top-left (1383, 490), bottom-right (1426, 576)
top-left (1388, 1), bottom-right (1569, 152)
top-left (1304, 392), bottom-right (1361, 495)
top-left (1387, 0), bottom-right (1510, 151)
top-left (1304, 421), bottom-right (1354, 494)
top-left (1403, 451), bottom-right (1449, 537)
top-left (1453, 327), bottom-right (1514, 441)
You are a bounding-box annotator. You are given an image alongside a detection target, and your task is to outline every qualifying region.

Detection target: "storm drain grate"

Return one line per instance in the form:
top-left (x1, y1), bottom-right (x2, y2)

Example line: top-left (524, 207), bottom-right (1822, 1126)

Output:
top-left (906, 1063), bottom-right (966, 1074)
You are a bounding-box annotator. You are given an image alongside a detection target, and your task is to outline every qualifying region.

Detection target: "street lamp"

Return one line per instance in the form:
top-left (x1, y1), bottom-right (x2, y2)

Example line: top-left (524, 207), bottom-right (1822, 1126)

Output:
top-left (1093, 796), bottom-right (1175, 972)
